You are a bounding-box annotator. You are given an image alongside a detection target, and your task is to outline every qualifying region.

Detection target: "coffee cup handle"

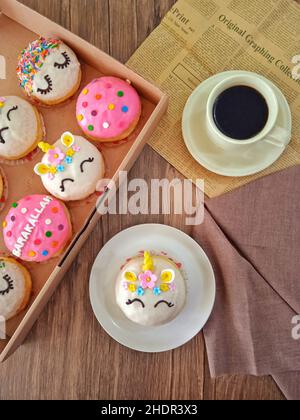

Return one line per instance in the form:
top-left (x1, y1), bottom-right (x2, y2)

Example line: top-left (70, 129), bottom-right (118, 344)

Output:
top-left (264, 126), bottom-right (291, 148)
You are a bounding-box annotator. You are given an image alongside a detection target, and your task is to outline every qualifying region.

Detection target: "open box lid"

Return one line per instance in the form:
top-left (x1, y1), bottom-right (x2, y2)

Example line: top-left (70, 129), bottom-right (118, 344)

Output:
top-left (0, 0), bottom-right (168, 362)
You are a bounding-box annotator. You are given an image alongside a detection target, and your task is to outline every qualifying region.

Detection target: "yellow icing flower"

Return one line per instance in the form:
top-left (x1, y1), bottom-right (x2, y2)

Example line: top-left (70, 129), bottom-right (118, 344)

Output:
top-left (160, 284), bottom-right (170, 292)
top-left (124, 271), bottom-right (137, 282)
top-left (49, 166), bottom-right (57, 175)
top-left (161, 269), bottom-right (175, 283)
top-left (38, 142), bottom-right (54, 153)
top-left (66, 148), bottom-right (75, 157)
top-left (128, 283), bottom-right (136, 293)
top-left (34, 163), bottom-right (50, 175)
top-left (61, 132), bottom-right (75, 148)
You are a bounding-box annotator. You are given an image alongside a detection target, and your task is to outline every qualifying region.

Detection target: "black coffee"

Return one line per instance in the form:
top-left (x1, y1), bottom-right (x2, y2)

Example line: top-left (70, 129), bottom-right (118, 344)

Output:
top-left (212, 85), bottom-right (269, 140)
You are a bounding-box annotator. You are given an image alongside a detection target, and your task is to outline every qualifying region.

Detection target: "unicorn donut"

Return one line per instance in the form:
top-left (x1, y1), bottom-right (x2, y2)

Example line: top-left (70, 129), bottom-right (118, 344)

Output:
top-left (17, 38), bottom-right (81, 105)
top-left (34, 132), bottom-right (105, 201)
top-left (116, 251), bottom-right (186, 326)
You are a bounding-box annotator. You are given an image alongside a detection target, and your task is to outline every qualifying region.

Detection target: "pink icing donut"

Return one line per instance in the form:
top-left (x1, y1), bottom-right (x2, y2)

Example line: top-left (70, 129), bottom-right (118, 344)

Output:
top-left (76, 77), bottom-right (142, 142)
top-left (3, 195), bottom-right (72, 263)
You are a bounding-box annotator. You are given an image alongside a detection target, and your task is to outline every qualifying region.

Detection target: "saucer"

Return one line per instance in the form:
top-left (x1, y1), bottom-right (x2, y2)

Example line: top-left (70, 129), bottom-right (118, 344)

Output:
top-left (182, 71), bottom-right (292, 177)
top-left (89, 224), bottom-right (216, 353)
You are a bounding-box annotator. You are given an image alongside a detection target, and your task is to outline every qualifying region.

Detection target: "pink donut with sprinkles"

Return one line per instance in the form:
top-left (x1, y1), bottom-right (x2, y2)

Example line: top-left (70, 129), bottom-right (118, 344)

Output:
top-left (3, 195), bottom-right (72, 263)
top-left (76, 77), bottom-right (142, 143)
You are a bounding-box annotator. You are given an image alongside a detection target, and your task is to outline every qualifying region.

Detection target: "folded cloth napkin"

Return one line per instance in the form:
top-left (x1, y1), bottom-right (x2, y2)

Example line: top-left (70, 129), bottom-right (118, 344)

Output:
top-left (192, 165), bottom-right (300, 400)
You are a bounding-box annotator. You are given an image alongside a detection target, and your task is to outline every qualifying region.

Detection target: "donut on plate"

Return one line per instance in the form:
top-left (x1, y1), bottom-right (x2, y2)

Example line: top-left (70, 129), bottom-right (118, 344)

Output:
top-left (116, 251), bottom-right (186, 326)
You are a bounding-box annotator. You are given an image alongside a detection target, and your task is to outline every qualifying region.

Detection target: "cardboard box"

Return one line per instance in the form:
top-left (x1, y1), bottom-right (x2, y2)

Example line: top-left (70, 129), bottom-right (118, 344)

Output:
top-left (0, 0), bottom-right (168, 362)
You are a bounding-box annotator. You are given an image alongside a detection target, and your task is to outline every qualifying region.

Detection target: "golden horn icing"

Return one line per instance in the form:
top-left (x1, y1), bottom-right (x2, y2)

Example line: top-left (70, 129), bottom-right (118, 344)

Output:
top-left (38, 142), bottom-right (54, 153)
top-left (143, 251), bottom-right (154, 272)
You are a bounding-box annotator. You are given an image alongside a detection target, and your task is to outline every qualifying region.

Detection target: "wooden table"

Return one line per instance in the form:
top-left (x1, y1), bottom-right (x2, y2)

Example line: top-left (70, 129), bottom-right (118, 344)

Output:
top-left (0, 0), bottom-right (285, 400)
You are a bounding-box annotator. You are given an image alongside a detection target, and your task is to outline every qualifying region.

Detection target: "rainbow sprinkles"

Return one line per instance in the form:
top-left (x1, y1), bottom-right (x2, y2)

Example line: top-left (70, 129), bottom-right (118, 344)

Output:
top-left (17, 38), bottom-right (61, 95)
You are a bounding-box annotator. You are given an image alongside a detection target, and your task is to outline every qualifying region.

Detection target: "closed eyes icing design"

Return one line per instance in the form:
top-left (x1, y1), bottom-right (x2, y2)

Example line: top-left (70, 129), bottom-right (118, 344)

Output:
top-left (7, 106), bottom-right (18, 122)
top-left (0, 275), bottom-right (14, 296)
top-left (126, 298), bottom-right (145, 308)
top-left (37, 75), bottom-right (53, 95)
top-left (60, 178), bottom-right (74, 192)
top-left (34, 132), bottom-right (82, 181)
top-left (122, 251), bottom-right (176, 308)
top-left (154, 300), bottom-right (175, 308)
top-left (54, 52), bottom-right (71, 69)
top-left (0, 262), bottom-right (14, 296)
top-left (0, 98), bottom-right (19, 144)
top-left (80, 158), bottom-right (95, 173)
top-left (0, 127), bottom-right (8, 145)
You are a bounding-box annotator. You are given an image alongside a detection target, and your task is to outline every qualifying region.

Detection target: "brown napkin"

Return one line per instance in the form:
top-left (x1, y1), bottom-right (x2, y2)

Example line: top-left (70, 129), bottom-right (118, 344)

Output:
top-left (192, 165), bottom-right (300, 400)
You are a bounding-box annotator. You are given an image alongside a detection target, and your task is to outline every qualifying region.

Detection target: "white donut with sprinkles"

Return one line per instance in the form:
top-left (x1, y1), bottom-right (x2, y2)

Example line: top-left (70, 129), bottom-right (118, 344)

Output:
top-left (17, 38), bottom-right (81, 106)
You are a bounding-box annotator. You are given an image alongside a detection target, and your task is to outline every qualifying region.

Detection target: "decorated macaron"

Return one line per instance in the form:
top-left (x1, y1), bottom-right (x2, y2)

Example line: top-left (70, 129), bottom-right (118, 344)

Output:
top-left (116, 251), bottom-right (186, 326)
top-left (76, 77), bottom-right (142, 142)
top-left (3, 195), bottom-right (72, 262)
top-left (34, 132), bottom-right (105, 201)
top-left (17, 38), bottom-right (81, 105)
top-left (0, 96), bottom-right (44, 160)
top-left (0, 258), bottom-right (32, 321)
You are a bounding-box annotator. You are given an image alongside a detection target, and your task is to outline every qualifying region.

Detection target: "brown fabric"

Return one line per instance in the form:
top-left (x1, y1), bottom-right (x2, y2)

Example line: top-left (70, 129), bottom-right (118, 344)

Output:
top-left (193, 165), bottom-right (300, 400)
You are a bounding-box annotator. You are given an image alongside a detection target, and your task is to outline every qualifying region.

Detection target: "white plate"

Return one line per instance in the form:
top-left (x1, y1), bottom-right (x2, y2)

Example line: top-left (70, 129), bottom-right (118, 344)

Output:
top-left (182, 71), bottom-right (292, 177)
top-left (89, 224), bottom-right (216, 353)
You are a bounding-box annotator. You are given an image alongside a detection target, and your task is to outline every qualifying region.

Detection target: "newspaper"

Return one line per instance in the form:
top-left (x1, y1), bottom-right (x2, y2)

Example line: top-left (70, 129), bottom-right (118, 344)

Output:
top-left (127, 0), bottom-right (300, 197)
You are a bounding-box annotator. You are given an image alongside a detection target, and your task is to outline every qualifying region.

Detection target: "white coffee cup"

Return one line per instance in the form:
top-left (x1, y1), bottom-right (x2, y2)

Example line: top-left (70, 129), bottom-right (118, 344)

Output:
top-left (206, 73), bottom-right (290, 149)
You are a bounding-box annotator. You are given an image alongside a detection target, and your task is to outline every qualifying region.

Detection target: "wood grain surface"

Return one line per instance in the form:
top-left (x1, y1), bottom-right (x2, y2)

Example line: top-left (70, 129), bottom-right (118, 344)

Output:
top-left (0, 0), bottom-right (285, 400)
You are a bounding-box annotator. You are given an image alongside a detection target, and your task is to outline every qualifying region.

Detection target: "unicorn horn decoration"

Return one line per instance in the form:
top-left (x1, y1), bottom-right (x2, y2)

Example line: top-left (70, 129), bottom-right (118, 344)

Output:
top-left (142, 251), bottom-right (154, 272)
top-left (38, 141), bottom-right (54, 153)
